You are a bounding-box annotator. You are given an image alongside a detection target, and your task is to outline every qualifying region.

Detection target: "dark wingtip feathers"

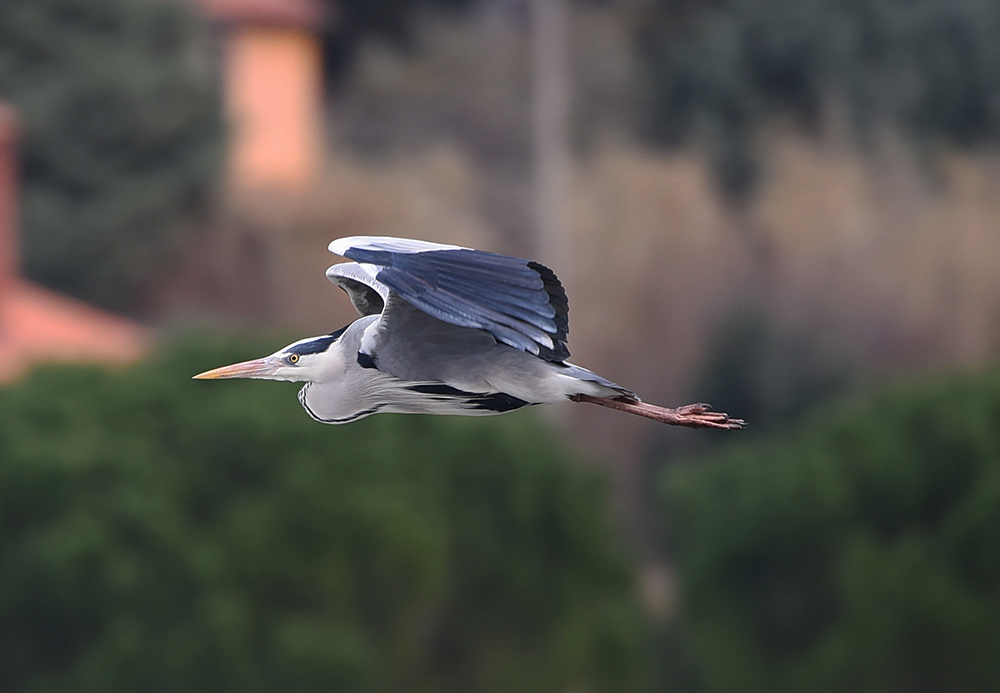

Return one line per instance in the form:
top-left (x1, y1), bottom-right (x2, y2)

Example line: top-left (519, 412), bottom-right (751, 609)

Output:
top-left (527, 261), bottom-right (570, 361)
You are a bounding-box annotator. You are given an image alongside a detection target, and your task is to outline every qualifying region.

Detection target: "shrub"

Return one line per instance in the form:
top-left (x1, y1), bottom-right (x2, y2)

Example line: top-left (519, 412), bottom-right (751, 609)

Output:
top-left (661, 366), bottom-right (1000, 692)
top-left (0, 335), bottom-right (648, 692)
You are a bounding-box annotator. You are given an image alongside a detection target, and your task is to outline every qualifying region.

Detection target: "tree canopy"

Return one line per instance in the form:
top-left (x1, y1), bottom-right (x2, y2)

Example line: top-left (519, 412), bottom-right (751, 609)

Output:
top-left (661, 365), bottom-right (1000, 691)
top-left (642, 0), bottom-right (1000, 196)
top-left (320, 0), bottom-right (474, 83)
top-left (0, 0), bottom-right (223, 312)
top-left (0, 334), bottom-right (649, 692)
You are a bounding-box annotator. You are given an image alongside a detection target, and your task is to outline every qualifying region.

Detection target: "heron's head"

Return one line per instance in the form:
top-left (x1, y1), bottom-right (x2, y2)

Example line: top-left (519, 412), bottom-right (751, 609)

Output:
top-left (193, 332), bottom-right (345, 383)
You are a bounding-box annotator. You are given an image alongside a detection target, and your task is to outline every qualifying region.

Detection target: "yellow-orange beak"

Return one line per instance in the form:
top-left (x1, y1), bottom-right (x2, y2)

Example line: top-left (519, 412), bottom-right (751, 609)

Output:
top-left (192, 356), bottom-right (282, 380)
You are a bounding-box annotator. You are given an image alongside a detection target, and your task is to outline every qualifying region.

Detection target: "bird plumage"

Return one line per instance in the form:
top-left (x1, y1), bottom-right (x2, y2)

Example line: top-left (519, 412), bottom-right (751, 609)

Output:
top-left (194, 236), bottom-right (745, 430)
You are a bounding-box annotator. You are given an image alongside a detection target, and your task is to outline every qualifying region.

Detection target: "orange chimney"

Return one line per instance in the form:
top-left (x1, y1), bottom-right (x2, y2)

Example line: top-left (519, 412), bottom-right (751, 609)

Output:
top-left (194, 0), bottom-right (329, 195)
top-left (0, 103), bottom-right (19, 306)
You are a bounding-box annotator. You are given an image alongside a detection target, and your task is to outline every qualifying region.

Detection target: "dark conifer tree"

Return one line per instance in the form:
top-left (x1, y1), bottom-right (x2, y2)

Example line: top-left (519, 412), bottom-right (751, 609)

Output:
top-left (0, 0), bottom-right (223, 312)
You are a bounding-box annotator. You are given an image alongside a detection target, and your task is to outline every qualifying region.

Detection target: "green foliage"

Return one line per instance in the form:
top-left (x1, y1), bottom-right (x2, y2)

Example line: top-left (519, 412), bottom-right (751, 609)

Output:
top-left (642, 0), bottom-right (1000, 197)
top-left (0, 334), bottom-right (648, 692)
top-left (0, 0), bottom-right (222, 312)
top-left (661, 367), bottom-right (1000, 692)
top-left (695, 306), bottom-right (855, 434)
top-left (321, 0), bottom-right (474, 82)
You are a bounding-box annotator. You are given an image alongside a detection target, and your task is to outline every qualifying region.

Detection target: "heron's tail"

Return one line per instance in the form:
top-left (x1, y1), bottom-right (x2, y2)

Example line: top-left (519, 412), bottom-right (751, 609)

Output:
top-left (559, 363), bottom-right (637, 399)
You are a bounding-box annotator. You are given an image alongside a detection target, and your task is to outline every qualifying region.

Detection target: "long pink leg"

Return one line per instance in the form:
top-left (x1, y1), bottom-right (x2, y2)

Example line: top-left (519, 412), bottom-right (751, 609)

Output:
top-left (569, 394), bottom-right (745, 430)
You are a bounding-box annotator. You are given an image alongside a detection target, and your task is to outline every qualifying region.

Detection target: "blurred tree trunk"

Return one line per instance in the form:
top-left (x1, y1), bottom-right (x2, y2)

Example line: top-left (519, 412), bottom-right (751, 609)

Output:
top-left (532, 0), bottom-right (571, 272)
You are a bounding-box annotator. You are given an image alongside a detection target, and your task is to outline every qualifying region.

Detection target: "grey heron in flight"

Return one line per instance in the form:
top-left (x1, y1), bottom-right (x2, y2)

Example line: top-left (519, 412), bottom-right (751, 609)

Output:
top-left (194, 237), bottom-right (744, 430)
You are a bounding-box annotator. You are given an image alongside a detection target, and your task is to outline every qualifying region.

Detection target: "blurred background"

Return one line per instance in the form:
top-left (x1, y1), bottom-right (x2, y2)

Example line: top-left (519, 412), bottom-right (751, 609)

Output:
top-left (3, 0), bottom-right (1000, 690)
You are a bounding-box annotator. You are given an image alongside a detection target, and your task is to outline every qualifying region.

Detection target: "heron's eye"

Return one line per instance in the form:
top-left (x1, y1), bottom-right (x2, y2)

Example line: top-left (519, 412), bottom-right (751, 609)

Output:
top-left (287, 353), bottom-right (300, 364)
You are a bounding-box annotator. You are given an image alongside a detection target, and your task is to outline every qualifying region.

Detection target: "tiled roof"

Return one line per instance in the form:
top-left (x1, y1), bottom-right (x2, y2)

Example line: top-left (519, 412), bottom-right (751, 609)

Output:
top-left (0, 281), bottom-right (150, 382)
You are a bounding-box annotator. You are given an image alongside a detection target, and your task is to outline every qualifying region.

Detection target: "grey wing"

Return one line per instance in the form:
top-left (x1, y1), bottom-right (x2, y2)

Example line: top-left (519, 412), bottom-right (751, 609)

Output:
top-left (326, 262), bottom-right (387, 316)
top-left (362, 292), bottom-right (504, 384)
top-left (328, 236), bottom-right (570, 361)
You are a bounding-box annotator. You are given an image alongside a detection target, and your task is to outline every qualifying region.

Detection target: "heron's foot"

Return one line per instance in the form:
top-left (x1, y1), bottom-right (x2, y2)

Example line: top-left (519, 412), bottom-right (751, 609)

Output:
top-left (670, 403), bottom-right (746, 430)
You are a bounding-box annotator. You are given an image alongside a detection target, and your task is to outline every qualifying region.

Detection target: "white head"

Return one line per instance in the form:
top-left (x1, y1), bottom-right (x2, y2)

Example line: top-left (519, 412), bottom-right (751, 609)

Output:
top-left (193, 331), bottom-right (346, 384)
